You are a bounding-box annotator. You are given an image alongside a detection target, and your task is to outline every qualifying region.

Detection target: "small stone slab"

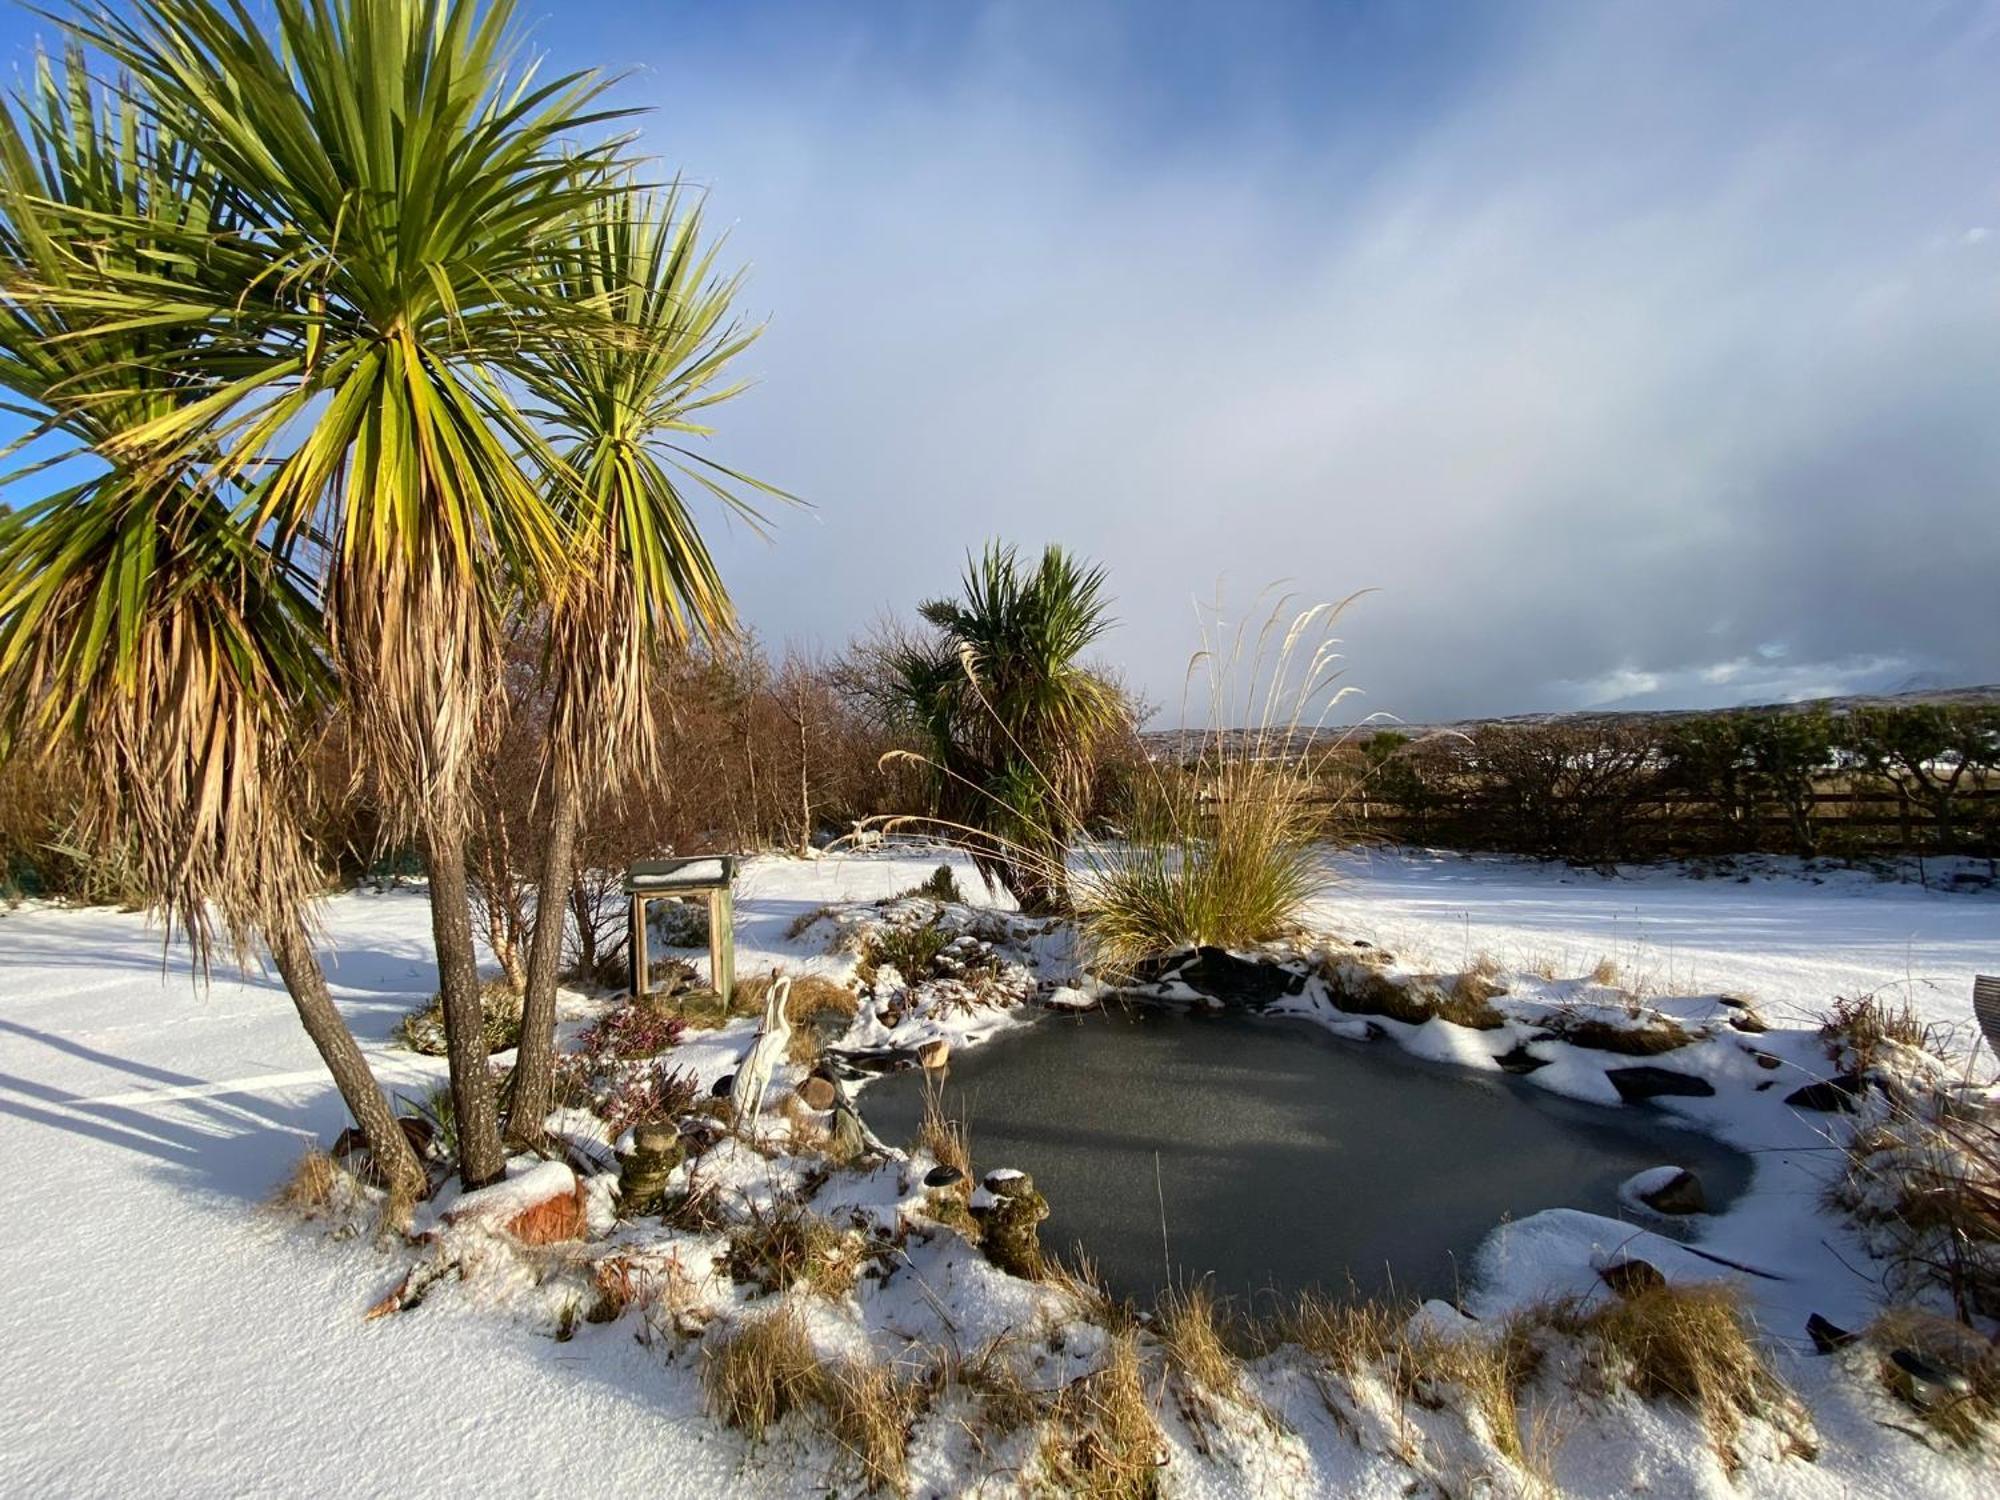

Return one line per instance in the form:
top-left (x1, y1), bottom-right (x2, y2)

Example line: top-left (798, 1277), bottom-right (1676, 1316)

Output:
top-left (1638, 1168), bottom-right (1708, 1215)
top-left (923, 1164), bottom-right (967, 1190)
top-left (1129, 946), bottom-right (1307, 1007)
top-left (1600, 1258), bottom-right (1666, 1297)
top-left (1805, 1312), bottom-right (1857, 1355)
top-left (1607, 1065), bottom-right (1716, 1103)
top-left (1784, 1075), bottom-right (1865, 1113)
top-left (795, 1075), bottom-right (837, 1110)
top-left (1495, 1042), bottom-right (1551, 1075)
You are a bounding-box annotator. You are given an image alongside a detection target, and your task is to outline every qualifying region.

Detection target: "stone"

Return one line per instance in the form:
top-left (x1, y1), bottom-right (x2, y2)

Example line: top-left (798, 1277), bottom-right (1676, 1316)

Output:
top-left (1805, 1312), bottom-right (1857, 1355)
top-left (711, 1072), bottom-right (736, 1098)
top-left (1638, 1169), bottom-right (1708, 1216)
top-left (1748, 1050), bottom-right (1782, 1070)
top-left (1890, 1348), bottom-right (1973, 1408)
top-left (1495, 1042), bottom-right (1550, 1075)
top-left (795, 1075), bottom-right (837, 1111)
top-left (616, 1122), bottom-right (683, 1218)
top-left (1599, 1258), bottom-right (1666, 1298)
top-left (1131, 946), bottom-right (1307, 1007)
top-left (971, 1169), bottom-right (1050, 1279)
top-left (923, 1163), bottom-right (967, 1190)
top-left (916, 1037), bottom-right (951, 1070)
top-left (1784, 1076), bottom-right (1864, 1113)
top-left (444, 1161), bottom-right (587, 1246)
top-left (1606, 1065), bottom-right (1716, 1103)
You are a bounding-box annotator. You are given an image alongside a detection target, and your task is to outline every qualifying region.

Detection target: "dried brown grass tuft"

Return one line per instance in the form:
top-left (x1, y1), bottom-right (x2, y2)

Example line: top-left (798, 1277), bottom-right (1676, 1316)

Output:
top-left (1547, 1283), bottom-right (1804, 1460)
top-left (1865, 1307), bottom-right (2000, 1447)
top-left (917, 1080), bottom-right (972, 1178)
top-left (725, 1201), bottom-right (866, 1298)
top-left (1038, 1331), bottom-right (1163, 1500)
top-left (702, 1305), bottom-right (919, 1492)
top-left (273, 1148), bottom-right (342, 1216)
top-left (1045, 1252), bottom-right (1138, 1335)
top-left (703, 1304), bottom-right (822, 1441)
top-left (1819, 991), bottom-right (1943, 1070)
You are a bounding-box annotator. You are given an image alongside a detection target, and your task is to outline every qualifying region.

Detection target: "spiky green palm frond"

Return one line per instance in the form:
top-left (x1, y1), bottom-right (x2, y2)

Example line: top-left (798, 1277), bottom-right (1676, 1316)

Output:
top-left (55, 0), bottom-right (638, 837)
top-left (0, 51), bottom-right (326, 960)
top-left (520, 180), bottom-right (792, 799)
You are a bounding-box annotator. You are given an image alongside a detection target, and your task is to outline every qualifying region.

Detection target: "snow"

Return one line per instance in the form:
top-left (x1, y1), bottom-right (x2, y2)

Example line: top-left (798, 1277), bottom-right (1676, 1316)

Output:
top-left (1, 845), bottom-right (1994, 1496)
top-left (1317, 847), bottom-right (1997, 1040)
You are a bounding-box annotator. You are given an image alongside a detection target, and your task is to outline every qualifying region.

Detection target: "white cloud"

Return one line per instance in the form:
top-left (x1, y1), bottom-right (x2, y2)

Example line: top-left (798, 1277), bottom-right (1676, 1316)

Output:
top-left (594, 0), bottom-right (2000, 720)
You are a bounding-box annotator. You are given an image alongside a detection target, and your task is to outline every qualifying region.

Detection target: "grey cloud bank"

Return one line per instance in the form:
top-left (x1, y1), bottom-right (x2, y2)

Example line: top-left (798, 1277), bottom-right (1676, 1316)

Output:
top-left (588, 1), bottom-right (2000, 724)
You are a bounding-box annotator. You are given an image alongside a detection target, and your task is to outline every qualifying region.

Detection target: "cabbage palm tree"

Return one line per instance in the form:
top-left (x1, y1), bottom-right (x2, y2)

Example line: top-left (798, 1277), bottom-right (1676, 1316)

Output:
top-left (504, 183), bottom-right (787, 1139)
top-left (66, 0), bottom-right (633, 1187)
top-left (890, 543), bottom-right (1122, 912)
top-left (0, 52), bottom-right (427, 1197)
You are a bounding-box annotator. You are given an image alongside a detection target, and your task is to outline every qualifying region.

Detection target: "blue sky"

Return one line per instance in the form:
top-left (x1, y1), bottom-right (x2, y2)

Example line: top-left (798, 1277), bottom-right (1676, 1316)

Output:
top-left (4, 1), bottom-right (1998, 722)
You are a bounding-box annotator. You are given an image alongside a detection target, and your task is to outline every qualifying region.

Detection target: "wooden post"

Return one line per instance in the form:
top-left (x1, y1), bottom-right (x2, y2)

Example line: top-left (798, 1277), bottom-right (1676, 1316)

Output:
top-left (630, 892), bottom-right (649, 1002)
top-left (708, 885), bottom-right (735, 1009)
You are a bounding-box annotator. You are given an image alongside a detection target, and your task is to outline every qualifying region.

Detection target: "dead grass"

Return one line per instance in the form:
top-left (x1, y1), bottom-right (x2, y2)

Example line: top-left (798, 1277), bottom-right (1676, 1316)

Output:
top-left (1546, 1283), bottom-right (1805, 1461)
top-left (725, 1201), bottom-right (867, 1298)
top-left (1037, 1331), bottom-right (1163, 1500)
top-left (1045, 1253), bottom-right (1138, 1335)
top-left (1836, 1101), bottom-right (2000, 1323)
top-left (941, 1336), bottom-right (1043, 1437)
top-left (1819, 991), bottom-right (1942, 1070)
top-left (273, 1148), bottom-right (342, 1216)
top-left (1587, 956), bottom-right (1620, 986)
top-left (1541, 1011), bottom-right (1696, 1056)
top-left (1325, 961), bottom-right (1505, 1030)
top-left (1865, 1307), bottom-right (2000, 1447)
top-left (1155, 1281), bottom-right (1279, 1442)
top-left (702, 1305), bottom-right (919, 1492)
top-left (1273, 1290), bottom-right (1532, 1459)
top-left (703, 1304), bottom-right (823, 1441)
top-left (783, 904), bottom-right (834, 941)
top-left (917, 1080), bottom-right (971, 1178)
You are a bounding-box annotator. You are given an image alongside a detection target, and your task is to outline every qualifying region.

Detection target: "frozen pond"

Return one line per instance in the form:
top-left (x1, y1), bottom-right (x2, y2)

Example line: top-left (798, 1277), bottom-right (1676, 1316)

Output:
top-left (863, 1005), bottom-right (1751, 1306)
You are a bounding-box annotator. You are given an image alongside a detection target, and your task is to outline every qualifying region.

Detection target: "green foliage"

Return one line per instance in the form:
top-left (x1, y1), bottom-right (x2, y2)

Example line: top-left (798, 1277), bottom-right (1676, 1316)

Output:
top-left (396, 978), bottom-right (524, 1056)
top-left (885, 542), bottom-right (1125, 912)
top-left (898, 863), bottom-right (965, 903)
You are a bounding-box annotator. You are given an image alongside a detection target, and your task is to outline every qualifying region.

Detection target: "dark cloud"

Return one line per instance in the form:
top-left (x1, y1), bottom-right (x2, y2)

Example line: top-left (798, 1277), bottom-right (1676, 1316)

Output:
top-left (566, 0), bottom-right (2000, 721)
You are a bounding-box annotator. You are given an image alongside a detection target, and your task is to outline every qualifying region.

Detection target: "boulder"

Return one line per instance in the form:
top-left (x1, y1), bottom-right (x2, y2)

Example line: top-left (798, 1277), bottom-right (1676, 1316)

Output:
top-left (1638, 1169), bottom-right (1708, 1216)
top-left (1599, 1258), bottom-right (1666, 1298)
top-left (1805, 1312), bottom-right (1857, 1355)
top-left (795, 1075), bottom-right (837, 1111)
top-left (444, 1161), bottom-right (587, 1246)
top-left (970, 1169), bottom-right (1050, 1279)
top-left (1784, 1075), bottom-right (1864, 1113)
top-left (1129, 946), bottom-right (1307, 1007)
top-left (1606, 1065), bottom-right (1716, 1103)
top-left (614, 1123), bottom-right (683, 1218)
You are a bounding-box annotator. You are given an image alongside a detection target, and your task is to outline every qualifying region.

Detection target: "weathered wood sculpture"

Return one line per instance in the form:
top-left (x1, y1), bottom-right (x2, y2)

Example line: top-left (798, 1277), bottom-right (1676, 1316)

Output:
top-left (729, 974), bottom-right (793, 1130)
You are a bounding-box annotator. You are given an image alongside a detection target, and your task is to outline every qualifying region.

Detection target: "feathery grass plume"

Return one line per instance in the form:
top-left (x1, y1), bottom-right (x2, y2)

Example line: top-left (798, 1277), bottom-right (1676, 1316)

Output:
top-left (916, 1076), bottom-right (972, 1177)
top-left (1074, 591), bottom-right (1371, 980)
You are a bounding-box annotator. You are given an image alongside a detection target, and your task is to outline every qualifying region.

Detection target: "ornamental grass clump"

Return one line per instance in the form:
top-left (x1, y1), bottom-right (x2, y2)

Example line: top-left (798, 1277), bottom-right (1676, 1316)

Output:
top-left (1077, 595), bottom-right (1367, 981)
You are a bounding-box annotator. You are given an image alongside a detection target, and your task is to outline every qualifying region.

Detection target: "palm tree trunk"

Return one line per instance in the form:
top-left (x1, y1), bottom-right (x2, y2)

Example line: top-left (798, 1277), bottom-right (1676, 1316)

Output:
top-left (422, 830), bottom-right (509, 1188)
top-left (265, 908), bottom-right (427, 1201)
top-left (507, 764), bottom-right (580, 1144)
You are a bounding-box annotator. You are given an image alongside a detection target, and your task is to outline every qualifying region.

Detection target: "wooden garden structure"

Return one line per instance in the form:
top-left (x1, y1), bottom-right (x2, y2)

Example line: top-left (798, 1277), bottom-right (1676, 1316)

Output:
top-left (624, 855), bottom-right (739, 1008)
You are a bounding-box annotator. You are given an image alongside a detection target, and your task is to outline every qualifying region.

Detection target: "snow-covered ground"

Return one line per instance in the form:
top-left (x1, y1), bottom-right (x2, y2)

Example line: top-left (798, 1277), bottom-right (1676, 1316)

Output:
top-left (0, 847), bottom-right (1992, 1496)
top-left (1319, 848), bottom-right (1997, 1039)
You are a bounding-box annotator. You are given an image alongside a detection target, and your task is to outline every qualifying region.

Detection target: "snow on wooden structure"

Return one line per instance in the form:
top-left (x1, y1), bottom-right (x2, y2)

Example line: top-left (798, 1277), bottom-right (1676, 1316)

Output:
top-left (623, 855), bottom-right (739, 1008)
